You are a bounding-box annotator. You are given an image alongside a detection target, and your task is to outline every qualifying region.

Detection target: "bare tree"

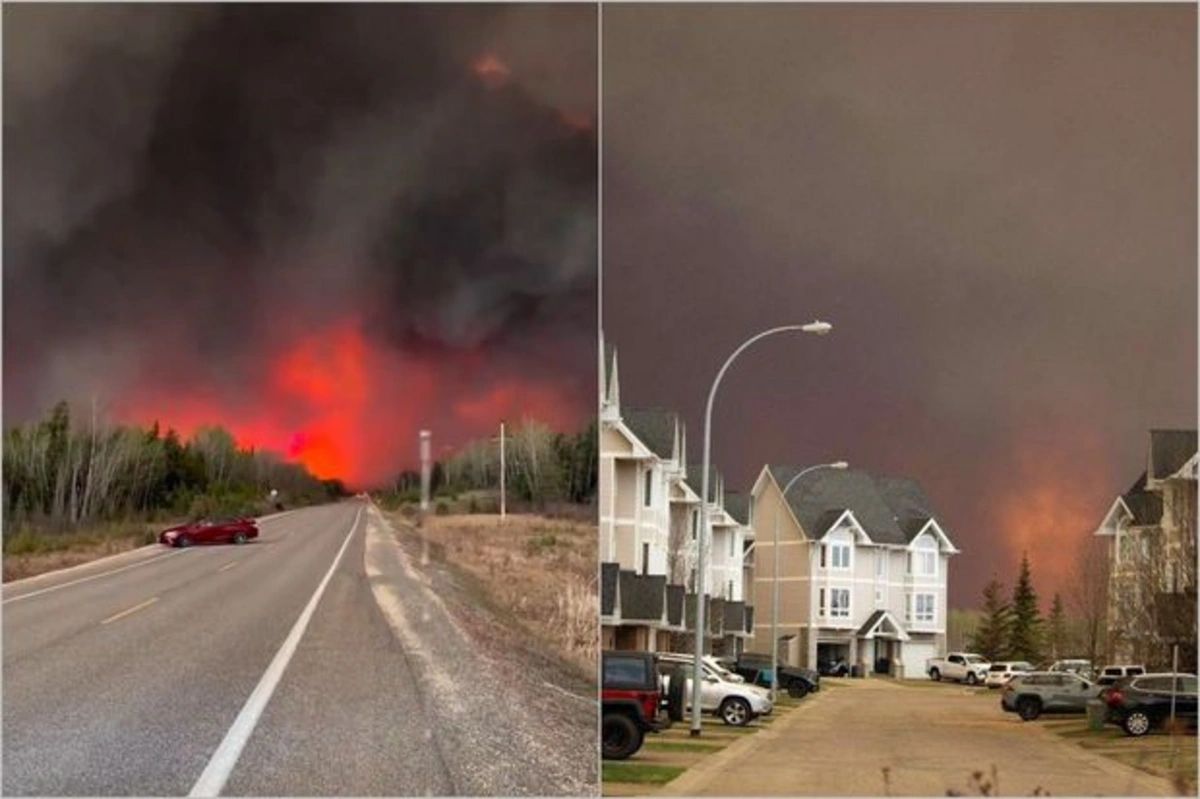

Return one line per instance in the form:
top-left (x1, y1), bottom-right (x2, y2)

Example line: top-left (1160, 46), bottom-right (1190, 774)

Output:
top-left (1067, 535), bottom-right (1109, 665)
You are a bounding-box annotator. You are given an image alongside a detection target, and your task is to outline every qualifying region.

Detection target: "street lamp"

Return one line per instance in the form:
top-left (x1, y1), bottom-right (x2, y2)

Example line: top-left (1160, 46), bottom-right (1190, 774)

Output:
top-left (690, 320), bottom-right (833, 737)
top-left (771, 461), bottom-right (848, 701)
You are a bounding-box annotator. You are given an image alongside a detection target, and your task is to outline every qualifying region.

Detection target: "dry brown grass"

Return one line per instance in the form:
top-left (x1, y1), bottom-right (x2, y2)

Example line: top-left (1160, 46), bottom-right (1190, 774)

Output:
top-left (2, 528), bottom-right (157, 582)
top-left (406, 512), bottom-right (597, 675)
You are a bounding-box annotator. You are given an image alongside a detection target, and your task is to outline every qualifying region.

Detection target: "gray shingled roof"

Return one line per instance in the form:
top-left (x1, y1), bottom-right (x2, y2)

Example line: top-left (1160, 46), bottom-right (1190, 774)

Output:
top-left (1150, 430), bottom-right (1197, 480)
top-left (685, 464), bottom-right (723, 503)
top-left (1123, 472), bottom-right (1165, 526)
top-left (624, 408), bottom-right (677, 460)
top-left (723, 492), bottom-right (750, 525)
top-left (768, 465), bottom-right (952, 547)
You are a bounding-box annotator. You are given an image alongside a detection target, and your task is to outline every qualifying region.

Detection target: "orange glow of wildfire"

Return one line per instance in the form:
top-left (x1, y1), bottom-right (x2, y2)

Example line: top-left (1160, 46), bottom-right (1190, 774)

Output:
top-left (115, 319), bottom-right (582, 487)
top-left (987, 424), bottom-right (1117, 604)
top-left (471, 53), bottom-right (511, 89)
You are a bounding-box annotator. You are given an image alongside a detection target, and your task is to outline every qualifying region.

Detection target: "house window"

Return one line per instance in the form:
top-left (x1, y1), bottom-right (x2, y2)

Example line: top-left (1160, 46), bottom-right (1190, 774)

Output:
top-left (727, 580), bottom-right (734, 600)
top-left (819, 588), bottom-right (825, 615)
top-left (829, 588), bottom-right (850, 618)
top-left (691, 510), bottom-right (698, 539)
top-left (643, 468), bottom-right (653, 507)
top-left (830, 543), bottom-right (851, 570)
top-left (642, 543), bottom-right (651, 576)
top-left (909, 549), bottom-right (936, 577)
top-left (876, 553), bottom-right (888, 579)
top-left (906, 592), bottom-right (936, 624)
top-left (820, 546), bottom-right (827, 568)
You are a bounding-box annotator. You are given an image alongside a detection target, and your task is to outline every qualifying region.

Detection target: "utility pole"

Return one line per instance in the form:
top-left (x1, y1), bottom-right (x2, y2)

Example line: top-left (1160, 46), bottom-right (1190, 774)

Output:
top-left (419, 430), bottom-right (432, 512)
top-left (499, 420), bottom-right (507, 522)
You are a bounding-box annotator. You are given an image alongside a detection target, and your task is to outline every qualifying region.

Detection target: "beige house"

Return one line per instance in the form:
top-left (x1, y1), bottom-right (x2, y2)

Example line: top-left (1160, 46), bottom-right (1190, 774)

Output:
top-left (1094, 429), bottom-right (1197, 669)
top-left (747, 465), bottom-right (956, 677)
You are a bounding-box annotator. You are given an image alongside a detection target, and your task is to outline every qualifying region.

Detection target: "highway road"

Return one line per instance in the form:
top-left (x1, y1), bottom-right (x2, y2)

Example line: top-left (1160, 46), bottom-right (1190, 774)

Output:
top-left (2, 501), bottom-right (597, 796)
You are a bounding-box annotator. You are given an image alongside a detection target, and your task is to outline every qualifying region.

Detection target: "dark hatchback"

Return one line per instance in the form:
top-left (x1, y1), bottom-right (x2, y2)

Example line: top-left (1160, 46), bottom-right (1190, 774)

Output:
top-left (723, 653), bottom-right (820, 697)
top-left (1104, 673), bottom-right (1198, 737)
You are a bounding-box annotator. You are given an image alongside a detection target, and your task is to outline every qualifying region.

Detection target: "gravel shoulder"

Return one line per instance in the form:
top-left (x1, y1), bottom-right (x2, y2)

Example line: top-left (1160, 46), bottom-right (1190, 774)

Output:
top-left (365, 504), bottom-right (598, 796)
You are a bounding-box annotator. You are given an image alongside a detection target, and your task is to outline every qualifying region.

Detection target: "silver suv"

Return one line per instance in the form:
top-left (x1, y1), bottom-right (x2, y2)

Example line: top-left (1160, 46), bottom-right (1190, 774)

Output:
top-left (1001, 671), bottom-right (1102, 720)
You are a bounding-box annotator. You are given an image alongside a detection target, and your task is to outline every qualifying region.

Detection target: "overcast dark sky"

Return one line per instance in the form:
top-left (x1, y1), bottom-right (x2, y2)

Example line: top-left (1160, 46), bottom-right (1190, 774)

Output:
top-left (602, 3), bottom-right (1197, 607)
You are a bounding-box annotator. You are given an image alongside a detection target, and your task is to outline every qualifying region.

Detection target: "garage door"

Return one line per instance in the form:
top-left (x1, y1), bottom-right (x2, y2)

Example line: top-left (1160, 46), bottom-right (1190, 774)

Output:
top-left (901, 640), bottom-right (938, 679)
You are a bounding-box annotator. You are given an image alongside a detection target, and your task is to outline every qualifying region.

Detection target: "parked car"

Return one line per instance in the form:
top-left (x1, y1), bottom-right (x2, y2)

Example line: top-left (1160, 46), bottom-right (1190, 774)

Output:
top-left (985, 661), bottom-right (1035, 689)
top-left (655, 652), bottom-right (774, 726)
top-left (602, 650), bottom-right (672, 759)
top-left (818, 656), bottom-right (850, 677)
top-left (1001, 671), bottom-right (1102, 720)
top-left (1096, 664), bottom-right (1146, 687)
top-left (927, 652), bottom-right (991, 685)
top-left (1103, 673), bottom-right (1198, 737)
top-left (723, 652), bottom-right (820, 698)
top-left (1047, 659), bottom-right (1094, 680)
top-left (159, 517), bottom-right (258, 547)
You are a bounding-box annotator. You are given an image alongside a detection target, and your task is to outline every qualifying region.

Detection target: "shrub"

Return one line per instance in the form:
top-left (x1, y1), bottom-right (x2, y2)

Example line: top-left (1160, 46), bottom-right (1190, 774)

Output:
top-left (435, 500), bottom-right (450, 516)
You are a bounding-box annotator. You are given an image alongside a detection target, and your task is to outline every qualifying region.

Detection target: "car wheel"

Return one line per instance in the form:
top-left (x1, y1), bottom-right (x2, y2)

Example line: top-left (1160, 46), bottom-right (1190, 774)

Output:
top-left (929, 668), bottom-right (941, 682)
top-left (719, 697), bottom-right (751, 727)
top-left (601, 713), bottom-right (643, 760)
top-left (1123, 711), bottom-right (1152, 737)
top-left (1017, 697), bottom-right (1041, 721)
top-left (665, 667), bottom-right (686, 723)
top-left (233, 532), bottom-right (247, 545)
top-left (177, 535), bottom-right (192, 548)
top-left (787, 681), bottom-right (809, 699)
top-left (966, 672), bottom-right (979, 686)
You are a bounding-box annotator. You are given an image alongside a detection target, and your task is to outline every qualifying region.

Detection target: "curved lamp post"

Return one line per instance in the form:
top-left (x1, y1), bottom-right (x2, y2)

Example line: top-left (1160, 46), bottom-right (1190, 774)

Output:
top-left (690, 321), bottom-right (832, 737)
top-left (771, 461), bottom-right (848, 701)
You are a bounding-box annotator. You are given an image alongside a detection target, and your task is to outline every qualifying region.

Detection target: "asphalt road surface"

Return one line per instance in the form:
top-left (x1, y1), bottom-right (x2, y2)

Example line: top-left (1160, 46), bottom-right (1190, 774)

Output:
top-left (3, 501), bottom-right (597, 796)
top-left (662, 677), bottom-right (1178, 796)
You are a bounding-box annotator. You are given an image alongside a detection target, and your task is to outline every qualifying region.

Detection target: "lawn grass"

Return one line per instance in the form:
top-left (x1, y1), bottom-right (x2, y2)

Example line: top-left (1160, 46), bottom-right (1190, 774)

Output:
top-left (1042, 715), bottom-right (1197, 794)
top-left (601, 763), bottom-right (687, 785)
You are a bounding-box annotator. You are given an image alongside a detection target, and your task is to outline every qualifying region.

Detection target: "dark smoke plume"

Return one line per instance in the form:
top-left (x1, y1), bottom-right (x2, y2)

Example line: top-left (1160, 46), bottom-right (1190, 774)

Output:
top-left (3, 3), bottom-right (597, 421)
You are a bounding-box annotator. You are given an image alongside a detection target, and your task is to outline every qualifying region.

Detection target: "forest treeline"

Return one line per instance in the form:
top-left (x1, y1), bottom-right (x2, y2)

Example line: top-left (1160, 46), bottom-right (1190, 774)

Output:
top-left (3, 401), bottom-right (343, 546)
top-left (385, 418), bottom-right (597, 510)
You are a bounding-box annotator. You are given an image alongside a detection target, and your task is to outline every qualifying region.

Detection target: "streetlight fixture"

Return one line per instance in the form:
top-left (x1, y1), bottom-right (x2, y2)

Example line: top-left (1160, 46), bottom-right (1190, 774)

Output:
top-left (771, 461), bottom-right (848, 701)
top-left (690, 320), bottom-right (833, 737)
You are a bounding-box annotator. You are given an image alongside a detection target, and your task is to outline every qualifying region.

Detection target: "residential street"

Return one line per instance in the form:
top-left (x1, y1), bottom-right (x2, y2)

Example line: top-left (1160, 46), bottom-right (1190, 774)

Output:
top-left (662, 678), bottom-right (1178, 797)
top-left (3, 501), bottom-right (596, 796)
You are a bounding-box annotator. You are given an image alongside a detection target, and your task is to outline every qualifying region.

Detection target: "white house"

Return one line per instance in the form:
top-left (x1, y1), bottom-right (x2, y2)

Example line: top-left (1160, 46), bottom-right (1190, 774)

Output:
top-left (747, 464), bottom-right (958, 677)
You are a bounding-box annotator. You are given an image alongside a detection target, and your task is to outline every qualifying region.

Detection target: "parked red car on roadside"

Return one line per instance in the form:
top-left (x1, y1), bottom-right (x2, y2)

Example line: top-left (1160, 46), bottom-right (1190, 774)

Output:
top-left (159, 517), bottom-right (258, 547)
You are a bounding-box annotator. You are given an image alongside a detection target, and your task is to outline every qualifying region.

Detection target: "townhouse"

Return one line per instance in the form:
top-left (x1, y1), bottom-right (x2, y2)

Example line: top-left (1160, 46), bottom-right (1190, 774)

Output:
top-left (746, 464), bottom-right (957, 677)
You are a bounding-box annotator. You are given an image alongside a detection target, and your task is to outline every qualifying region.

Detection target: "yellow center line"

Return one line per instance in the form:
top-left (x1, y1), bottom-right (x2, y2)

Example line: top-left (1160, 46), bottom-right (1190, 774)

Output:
top-left (218, 561), bottom-right (239, 573)
top-left (100, 597), bottom-right (158, 625)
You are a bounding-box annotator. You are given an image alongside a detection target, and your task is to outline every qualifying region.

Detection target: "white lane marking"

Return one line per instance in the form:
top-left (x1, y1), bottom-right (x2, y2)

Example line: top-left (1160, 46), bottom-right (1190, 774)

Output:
top-left (2, 550), bottom-right (183, 605)
top-left (189, 506), bottom-right (363, 798)
top-left (217, 562), bottom-right (239, 573)
top-left (100, 597), bottom-right (159, 625)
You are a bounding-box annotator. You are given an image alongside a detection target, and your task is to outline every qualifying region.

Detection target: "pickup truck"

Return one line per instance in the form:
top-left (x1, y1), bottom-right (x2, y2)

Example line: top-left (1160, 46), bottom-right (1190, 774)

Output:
top-left (927, 652), bottom-right (991, 685)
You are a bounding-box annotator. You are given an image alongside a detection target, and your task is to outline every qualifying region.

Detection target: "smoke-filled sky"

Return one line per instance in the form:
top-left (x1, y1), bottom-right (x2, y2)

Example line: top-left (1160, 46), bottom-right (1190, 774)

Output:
top-left (4, 3), bottom-right (597, 486)
top-left (602, 3), bottom-right (1196, 607)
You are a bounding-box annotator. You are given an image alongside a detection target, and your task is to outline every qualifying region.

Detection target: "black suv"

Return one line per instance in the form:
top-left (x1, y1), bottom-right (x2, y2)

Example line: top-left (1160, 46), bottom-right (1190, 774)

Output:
top-left (723, 653), bottom-right (820, 698)
top-left (1103, 673), bottom-right (1198, 736)
top-left (601, 651), bottom-right (684, 759)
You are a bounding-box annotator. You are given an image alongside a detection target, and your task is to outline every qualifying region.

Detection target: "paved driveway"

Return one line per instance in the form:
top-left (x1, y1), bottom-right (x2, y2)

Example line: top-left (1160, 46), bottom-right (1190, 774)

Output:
top-left (662, 677), bottom-right (1177, 796)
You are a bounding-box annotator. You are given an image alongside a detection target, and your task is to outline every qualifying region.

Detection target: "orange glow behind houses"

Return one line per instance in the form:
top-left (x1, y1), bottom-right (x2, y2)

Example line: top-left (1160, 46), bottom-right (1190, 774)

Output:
top-left (472, 53), bottom-right (511, 89)
top-left (114, 319), bottom-right (583, 487)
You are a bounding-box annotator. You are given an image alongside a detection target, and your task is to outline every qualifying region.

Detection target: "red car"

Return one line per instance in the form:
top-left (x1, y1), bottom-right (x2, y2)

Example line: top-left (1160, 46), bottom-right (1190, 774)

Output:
top-left (159, 517), bottom-right (258, 547)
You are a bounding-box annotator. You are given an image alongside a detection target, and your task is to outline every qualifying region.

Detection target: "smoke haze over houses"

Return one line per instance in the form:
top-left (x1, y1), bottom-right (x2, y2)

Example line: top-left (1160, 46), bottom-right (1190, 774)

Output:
top-left (601, 3), bottom-right (1196, 607)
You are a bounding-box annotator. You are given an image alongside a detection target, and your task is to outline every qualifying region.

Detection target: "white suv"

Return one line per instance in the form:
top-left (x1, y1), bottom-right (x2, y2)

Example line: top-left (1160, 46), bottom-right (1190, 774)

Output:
top-left (656, 652), bottom-right (773, 726)
top-left (985, 661), bottom-right (1035, 689)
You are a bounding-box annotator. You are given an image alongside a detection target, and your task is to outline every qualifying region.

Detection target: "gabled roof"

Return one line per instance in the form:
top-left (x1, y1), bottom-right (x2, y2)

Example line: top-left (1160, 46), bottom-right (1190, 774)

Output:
top-left (857, 609), bottom-right (910, 641)
top-left (1122, 472), bottom-right (1164, 526)
top-left (723, 492), bottom-right (750, 525)
top-left (1149, 430), bottom-right (1197, 481)
top-left (624, 408), bottom-right (678, 460)
top-left (766, 466), bottom-right (952, 547)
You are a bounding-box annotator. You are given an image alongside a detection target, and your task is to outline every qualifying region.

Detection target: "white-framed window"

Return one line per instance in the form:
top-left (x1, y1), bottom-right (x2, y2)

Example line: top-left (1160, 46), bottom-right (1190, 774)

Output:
top-left (643, 468), bottom-right (653, 507)
top-left (727, 580), bottom-right (734, 600)
top-left (909, 535), bottom-right (938, 577)
top-left (691, 510), bottom-right (698, 539)
top-left (830, 588), bottom-right (851, 618)
top-left (875, 553), bottom-right (888, 579)
top-left (823, 541), bottom-right (851, 570)
top-left (906, 592), bottom-right (936, 624)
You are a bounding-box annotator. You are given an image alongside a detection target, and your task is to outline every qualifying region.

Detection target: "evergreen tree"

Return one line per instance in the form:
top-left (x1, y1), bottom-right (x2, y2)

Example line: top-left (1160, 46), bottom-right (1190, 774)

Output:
top-left (971, 576), bottom-right (1012, 661)
top-left (1008, 553), bottom-right (1044, 662)
top-left (1047, 592), bottom-right (1067, 660)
